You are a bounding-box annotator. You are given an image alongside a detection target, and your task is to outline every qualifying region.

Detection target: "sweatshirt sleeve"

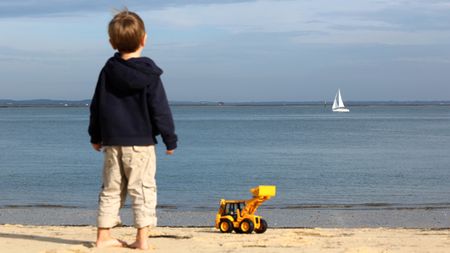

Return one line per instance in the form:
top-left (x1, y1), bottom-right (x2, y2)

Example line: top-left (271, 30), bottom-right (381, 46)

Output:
top-left (88, 71), bottom-right (103, 144)
top-left (147, 77), bottom-right (178, 150)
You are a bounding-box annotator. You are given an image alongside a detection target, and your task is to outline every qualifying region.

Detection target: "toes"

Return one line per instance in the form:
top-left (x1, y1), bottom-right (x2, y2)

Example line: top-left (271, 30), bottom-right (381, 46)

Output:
top-left (128, 241), bottom-right (149, 250)
top-left (96, 238), bottom-right (127, 248)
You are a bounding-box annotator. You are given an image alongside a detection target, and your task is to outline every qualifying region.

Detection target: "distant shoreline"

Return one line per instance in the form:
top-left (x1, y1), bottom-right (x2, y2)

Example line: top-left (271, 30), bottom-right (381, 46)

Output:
top-left (1, 99), bottom-right (450, 108)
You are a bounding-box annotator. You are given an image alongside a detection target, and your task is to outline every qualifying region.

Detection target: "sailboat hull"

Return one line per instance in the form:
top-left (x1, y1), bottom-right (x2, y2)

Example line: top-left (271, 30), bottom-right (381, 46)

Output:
top-left (332, 108), bottom-right (350, 112)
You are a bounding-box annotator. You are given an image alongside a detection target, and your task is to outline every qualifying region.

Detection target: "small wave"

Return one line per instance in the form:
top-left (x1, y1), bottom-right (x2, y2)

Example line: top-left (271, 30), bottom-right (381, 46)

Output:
top-left (157, 204), bottom-right (178, 210)
top-left (3, 203), bottom-right (449, 211)
top-left (0, 204), bottom-right (78, 209)
top-left (156, 203), bottom-right (450, 211)
top-left (119, 204), bottom-right (179, 209)
top-left (264, 203), bottom-right (450, 211)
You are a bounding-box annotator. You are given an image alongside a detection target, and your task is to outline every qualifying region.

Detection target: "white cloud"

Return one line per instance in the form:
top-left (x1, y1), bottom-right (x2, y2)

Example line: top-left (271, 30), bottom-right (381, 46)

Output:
top-left (142, 0), bottom-right (321, 32)
top-left (292, 30), bottom-right (450, 45)
top-left (394, 56), bottom-right (450, 64)
top-left (139, 0), bottom-right (450, 45)
top-left (141, 0), bottom-right (386, 31)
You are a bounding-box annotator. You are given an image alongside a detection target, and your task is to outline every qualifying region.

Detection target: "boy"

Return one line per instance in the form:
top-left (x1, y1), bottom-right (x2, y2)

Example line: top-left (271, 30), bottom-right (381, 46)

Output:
top-left (88, 9), bottom-right (177, 250)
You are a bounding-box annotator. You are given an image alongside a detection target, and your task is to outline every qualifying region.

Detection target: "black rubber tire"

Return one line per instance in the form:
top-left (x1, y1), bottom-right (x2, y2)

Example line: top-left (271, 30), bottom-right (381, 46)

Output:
top-left (219, 220), bottom-right (233, 233)
top-left (239, 219), bottom-right (254, 234)
top-left (255, 219), bottom-right (268, 234)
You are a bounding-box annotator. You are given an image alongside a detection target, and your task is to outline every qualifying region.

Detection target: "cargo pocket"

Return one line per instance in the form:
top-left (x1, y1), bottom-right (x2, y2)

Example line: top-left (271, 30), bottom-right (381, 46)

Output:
top-left (142, 181), bottom-right (157, 205)
top-left (98, 184), bottom-right (104, 204)
top-left (142, 181), bottom-right (157, 226)
top-left (137, 181), bottom-right (157, 227)
top-left (139, 168), bottom-right (156, 207)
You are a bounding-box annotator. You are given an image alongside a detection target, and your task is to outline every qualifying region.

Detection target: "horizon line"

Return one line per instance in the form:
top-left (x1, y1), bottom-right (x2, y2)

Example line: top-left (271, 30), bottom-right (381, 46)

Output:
top-left (2, 98), bottom-right (450, 103)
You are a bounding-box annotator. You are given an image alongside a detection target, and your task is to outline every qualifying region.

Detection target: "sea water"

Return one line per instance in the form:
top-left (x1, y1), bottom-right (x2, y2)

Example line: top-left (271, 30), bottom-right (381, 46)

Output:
top-left (1, 105), bottom-right (449, 227)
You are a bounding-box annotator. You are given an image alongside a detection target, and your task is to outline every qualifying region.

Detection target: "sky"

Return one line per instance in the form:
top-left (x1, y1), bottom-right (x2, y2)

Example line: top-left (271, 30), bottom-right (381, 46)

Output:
top-left (1, 0), bottom-right (450, 101)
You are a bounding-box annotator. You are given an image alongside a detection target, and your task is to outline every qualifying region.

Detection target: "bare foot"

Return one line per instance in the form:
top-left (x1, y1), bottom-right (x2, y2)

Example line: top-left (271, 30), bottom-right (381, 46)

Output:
top-left (128, 240), bottom-right (149, 250)
top-left (96, 238), bottom-right (127, 248)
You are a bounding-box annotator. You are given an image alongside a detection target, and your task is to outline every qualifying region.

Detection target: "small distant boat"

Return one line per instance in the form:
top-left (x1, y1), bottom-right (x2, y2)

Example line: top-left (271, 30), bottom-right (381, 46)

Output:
top-left (332, 89), bottom-right (350, 112)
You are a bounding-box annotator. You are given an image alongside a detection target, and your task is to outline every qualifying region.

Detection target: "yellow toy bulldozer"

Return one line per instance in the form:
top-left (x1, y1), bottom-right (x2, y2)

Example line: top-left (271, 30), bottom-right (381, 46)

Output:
top-left (215, 185), bottom-right (276, 234)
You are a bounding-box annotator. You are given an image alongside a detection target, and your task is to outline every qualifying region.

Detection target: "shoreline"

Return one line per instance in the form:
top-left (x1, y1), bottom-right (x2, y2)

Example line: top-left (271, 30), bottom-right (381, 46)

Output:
top-left (1, 207), bottom-right (449, 228)
top-left (1, 224), bottom-right (449, 253)
top-left (3, 201), bottom-right (450, 210)
top-left (3, 224), bottom-right (449, 230)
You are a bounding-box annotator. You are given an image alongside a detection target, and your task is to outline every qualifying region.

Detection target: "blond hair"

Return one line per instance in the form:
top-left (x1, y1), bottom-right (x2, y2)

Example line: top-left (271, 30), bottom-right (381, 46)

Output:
top-left (108, 9), bottom-right (146, 53)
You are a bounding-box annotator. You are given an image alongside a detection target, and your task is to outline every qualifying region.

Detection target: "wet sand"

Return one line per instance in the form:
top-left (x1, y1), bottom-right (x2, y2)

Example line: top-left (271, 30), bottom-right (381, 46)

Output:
top-left (1, 206), bottom-right (449, 228)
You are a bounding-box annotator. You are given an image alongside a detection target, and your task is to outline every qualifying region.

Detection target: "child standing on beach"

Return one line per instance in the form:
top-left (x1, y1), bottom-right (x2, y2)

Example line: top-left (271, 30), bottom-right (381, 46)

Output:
top-left (88, 9), bottom-right (177, 249)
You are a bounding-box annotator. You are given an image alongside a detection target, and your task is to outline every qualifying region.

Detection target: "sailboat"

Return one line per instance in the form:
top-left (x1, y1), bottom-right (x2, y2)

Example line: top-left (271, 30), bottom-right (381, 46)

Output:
top-left (332, 89), bottom-right (350, 112)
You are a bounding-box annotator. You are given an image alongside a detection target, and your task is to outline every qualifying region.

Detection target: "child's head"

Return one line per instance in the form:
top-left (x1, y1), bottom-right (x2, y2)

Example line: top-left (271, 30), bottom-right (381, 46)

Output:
top-left (108, 9), bottom-right (146, 53)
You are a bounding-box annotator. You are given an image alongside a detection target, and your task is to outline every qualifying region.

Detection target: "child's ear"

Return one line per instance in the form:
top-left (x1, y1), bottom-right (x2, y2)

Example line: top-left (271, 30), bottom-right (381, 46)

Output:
top-left (141, 33), bottom-right (147, 47)
top-left (109, 38), bottom-right (117, 50)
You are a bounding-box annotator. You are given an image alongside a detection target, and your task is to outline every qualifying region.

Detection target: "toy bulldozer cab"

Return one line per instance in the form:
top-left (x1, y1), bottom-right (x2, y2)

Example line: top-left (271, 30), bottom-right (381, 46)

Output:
top-left (215, 185), bottom-right (276, 234)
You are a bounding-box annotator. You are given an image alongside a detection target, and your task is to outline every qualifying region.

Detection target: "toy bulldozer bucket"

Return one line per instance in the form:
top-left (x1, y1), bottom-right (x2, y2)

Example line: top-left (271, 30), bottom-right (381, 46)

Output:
top-left (250, 185), bottom-right (276, 198)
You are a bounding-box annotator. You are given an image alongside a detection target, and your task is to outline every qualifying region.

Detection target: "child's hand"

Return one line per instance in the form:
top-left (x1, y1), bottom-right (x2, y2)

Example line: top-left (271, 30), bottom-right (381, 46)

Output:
top-left (92, 143), bottom-right (102, 152)
top-left (166, 150), bottom-right (174, 155)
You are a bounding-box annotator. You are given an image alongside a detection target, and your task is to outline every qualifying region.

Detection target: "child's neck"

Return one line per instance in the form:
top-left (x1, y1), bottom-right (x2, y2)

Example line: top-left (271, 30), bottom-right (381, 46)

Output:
top-left (120, 48), bottom-right (143, 60)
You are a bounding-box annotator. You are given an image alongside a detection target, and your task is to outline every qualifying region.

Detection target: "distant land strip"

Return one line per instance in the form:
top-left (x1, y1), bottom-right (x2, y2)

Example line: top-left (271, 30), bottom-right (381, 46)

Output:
top-left (1, 99), bottom-right (450, 108)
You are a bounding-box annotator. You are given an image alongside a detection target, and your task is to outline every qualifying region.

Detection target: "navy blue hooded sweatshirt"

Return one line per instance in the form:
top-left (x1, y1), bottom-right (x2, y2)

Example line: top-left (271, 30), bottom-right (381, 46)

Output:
top-left (88, 53), bottom-right (177, 150)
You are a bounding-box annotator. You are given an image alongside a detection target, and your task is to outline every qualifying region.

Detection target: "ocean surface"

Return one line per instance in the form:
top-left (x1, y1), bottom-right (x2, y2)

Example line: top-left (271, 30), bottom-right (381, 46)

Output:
top-left (1, 105), bottom-right (450, 227)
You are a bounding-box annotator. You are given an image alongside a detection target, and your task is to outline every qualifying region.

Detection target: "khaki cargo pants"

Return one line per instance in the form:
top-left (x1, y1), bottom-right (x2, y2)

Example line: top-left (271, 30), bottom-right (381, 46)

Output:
top-left (97, 145), bottom-right (157, 228)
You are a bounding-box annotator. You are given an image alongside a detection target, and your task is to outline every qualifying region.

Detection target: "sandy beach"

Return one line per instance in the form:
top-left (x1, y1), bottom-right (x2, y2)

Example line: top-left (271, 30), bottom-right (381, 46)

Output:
top-left (0, 224), bottom-right (449, 253)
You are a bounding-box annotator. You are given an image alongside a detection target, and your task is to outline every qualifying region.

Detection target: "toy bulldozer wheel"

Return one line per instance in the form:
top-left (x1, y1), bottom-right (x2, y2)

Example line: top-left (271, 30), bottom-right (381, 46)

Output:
top-left (255, 219), bottom-right (268, 233)
top-left (239, 219), bottom-right (254, 234)
top-left (219, 220), bottom-right (233, 233)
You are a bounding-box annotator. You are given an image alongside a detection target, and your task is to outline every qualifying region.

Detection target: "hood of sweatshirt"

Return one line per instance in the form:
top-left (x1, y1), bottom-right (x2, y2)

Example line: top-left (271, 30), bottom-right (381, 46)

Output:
top-left (103, 53), bottom-right (163, 93)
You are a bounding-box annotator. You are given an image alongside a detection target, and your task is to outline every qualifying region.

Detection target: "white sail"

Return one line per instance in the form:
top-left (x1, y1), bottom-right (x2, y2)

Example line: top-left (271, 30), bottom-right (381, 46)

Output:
top-left (337, 89), bottom-right (345, 108)
top-left (332, 93), bottom-right (338, 110)
top-left (332, 89), bottom-right (349, 112)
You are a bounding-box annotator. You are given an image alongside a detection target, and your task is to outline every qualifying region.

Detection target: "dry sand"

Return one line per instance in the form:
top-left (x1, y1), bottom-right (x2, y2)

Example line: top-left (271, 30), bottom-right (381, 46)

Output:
top-left (0, 224), bottom-right (449, 253)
